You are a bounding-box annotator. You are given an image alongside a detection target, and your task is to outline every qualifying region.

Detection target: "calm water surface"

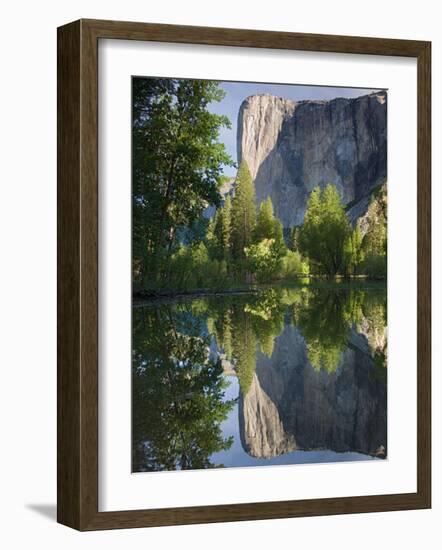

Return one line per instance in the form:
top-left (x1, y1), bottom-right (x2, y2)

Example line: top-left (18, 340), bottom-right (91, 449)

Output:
top-left (132, 285), bottom-right (387, 472)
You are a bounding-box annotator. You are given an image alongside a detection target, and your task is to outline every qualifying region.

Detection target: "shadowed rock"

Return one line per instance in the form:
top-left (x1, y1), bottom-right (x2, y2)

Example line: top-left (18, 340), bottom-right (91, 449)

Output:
top-left (237, 92), bottom-right (387, 227)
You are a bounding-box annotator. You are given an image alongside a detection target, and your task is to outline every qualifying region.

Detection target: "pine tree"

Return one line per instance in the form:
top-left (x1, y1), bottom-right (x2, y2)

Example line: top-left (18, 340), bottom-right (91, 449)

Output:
top-left (214, 195), bottom-right (232, 261)
top-left (231, 306), bottom-right (257, 395)
top-left (254, 197), bottom-right (276, 242)
top-left (271, 214), bottom-right (286, 258)
top-left (230, 161), bottom-right (256, 261)
top-left (290, 226), bottom-right (300, 252)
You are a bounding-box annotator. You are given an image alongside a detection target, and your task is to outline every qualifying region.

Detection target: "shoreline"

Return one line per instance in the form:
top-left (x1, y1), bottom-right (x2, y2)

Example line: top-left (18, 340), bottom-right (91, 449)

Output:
top-left (133, 279), bottom-right (387, 306)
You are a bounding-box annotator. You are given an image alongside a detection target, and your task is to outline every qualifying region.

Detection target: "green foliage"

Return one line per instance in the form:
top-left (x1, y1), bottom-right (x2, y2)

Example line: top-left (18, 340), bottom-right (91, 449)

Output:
top-left (206, 291), bottom-right (290, 394)
top-left (133, 286), bottom-right (387, 470)
top-left (213, 195), bottom-right (232, 261)
top-left (359, 289), bottom-right (388, 358)
top-left (293, 286), bottom-right (387, 373)
top-left (132, 77), bottom-right (387, 291)
top-left (232, 313), bottom-right (257, 395)
top-left (295, 290), bottom-right (350, 373)
top-left (306, 341), bottom-right (343, 374)
top-left (360, 184), bottom-right (387, 279)
top-left (281, 250), bottom-right (310, 279)
top-left (290, 226), bottom-right (300, 252)
top-left (363, 186), bottom-right (387, 255)
top-left (230, 161), bottom-right (257, 261)
top-left (208, 286), bottom-right (386, 388)
top-left (361, 252), bottom-right (387, 279)
top-left (132, 78), bottom-right (233, 287)
top-left (167, 243), bottom-right (229, 290)
top-left (205, 215), bottom-right (218, 258)
top-left (299, 185), bottom-right (352, 277)
top-left (208, 297), bottom-right (258, 395)
top-left (295, 289), bottom-right (362, 373)
top-left (242, 197), bottom-right (288, 283)
top-left (133, 287), bottom-right (387, 470)
top-left (245, 290), bottom-right (286, 357)
top-left (132, 305), bottom-right (235, 471)
top-left (208, 308), bottom-right (233, 360)
top-left (254, 198), bottom-right (274, 239)
top-left (344, 225), bottom-right (365, 276)
top-left (245, 238), bottom-right (283, 283)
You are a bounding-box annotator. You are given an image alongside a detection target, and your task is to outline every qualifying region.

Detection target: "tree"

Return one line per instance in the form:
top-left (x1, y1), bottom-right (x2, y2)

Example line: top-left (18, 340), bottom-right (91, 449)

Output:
top-left (360, 184), bottom-right (387, 279)
top-left (298, 186), bottom-right (321, 271)
top-left (281, 250), bottom-right (309, 279)
top-left (213, 195), bottom-right (232, 261)
top-left (243, 196), bottom-right (287, 282)
top-left (245, 238), bottom-right (283, 283)
top-left (205, 214), bottom-right (218, 259)
top-left (271, 216), bottom-right (286, 259)
top-left (254, 197), bottom-right (286, 254)
top-left (344, 225), bottom-right (364, 276)
top-left (230, 161), bottom-right (256, 261)
top-left (132, 78), bottom-right (233, 288)
top-left (290, 226), bottom-right (301, 253)
top-left (299, 184), bottom-right (352, 277)
top-left (254, 197), bottom-right (275, 241)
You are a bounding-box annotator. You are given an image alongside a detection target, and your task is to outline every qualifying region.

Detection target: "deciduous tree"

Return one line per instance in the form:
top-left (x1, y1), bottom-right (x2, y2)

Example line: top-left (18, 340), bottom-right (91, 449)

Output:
top-left (132, 78), bottom-right (233, 287)
top-left (299, 184), bottom-right (351, 277)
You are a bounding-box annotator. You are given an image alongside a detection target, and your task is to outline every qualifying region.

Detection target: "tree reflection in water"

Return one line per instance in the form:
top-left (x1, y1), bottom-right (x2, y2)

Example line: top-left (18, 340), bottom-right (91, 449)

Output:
top-left (132, 306), bottom-right (235, 472)
top-left (132, 285), bottom-right (387, 471)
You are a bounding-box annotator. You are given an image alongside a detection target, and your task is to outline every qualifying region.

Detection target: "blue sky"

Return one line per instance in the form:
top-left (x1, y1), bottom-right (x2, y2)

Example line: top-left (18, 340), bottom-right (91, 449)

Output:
top-left (209, 82), bottom-right (381, 177)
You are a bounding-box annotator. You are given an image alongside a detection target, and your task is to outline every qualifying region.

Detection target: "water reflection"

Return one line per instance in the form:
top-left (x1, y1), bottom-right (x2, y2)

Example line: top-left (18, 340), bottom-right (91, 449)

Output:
top-left (132, 286), bottom-right (387, 472)
top-left (132, 307), bottom-right (235, 472)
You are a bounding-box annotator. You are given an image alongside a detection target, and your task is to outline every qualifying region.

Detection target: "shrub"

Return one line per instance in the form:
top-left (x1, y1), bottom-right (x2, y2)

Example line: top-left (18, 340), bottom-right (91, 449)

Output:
top-left (361, 252), bottom-right (387, 279)
top-left (281, 250), bottom-right (309, 279)
top-left (245, 238), bottom-right (283, 283)
top-left (169, 243), bottom-right (231, 290)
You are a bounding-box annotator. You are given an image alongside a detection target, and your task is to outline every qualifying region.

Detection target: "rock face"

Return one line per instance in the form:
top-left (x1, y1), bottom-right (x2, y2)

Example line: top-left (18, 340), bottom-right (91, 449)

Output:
top-left (237, 92), bottom-right (387, 227)
top-left (352, 181), bottom-right (387, 235)
top-left (239, 372), bottom-right (296, 458)
top-left (238, 323), bottom-right (387, 459)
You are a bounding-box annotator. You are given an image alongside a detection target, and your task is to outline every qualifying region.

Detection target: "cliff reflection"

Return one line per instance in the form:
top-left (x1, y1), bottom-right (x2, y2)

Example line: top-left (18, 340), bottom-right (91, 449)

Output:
top-left (132, 286), bottom-right (387, 471)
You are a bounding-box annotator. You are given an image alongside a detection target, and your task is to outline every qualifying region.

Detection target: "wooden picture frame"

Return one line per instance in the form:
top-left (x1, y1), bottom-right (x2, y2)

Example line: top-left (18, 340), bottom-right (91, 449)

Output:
top-left (57, 18), bottom-right (431, 531)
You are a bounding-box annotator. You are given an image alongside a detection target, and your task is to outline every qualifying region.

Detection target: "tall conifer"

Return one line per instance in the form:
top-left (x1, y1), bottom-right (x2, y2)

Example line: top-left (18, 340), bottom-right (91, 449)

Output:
top-left (230, 161), bottom-right (256, 260)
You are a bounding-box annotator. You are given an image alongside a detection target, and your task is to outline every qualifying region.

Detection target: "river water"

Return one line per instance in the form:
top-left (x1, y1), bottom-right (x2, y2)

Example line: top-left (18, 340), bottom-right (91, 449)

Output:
top-left (132, 285), bottom-right (387, 472)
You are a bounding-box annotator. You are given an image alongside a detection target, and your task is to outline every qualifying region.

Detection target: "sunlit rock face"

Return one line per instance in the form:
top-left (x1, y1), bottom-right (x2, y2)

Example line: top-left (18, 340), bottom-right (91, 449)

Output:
top-left (239, 373), bottom-right (296, 458)
top-left (237, 92), bottom-right (387, 227)
top-left (238, 323), bottom-right (387, 459)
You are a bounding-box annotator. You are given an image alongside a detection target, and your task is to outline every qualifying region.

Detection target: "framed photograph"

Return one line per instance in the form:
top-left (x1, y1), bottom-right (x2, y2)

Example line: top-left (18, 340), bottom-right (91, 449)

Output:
top-left (57, 19), bottom-right (431, 530)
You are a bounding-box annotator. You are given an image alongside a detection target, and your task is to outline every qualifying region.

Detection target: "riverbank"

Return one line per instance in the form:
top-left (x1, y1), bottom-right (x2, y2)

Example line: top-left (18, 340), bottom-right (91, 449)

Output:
top-left (133, 286), bottom-right (261, 306)
top-left (133, 278), bottom-right (386, 306)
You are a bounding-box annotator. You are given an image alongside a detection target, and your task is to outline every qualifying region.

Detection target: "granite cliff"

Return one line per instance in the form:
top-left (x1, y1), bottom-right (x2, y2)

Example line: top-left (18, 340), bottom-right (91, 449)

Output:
top-left (237, 91), bottom-right (387, 227)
